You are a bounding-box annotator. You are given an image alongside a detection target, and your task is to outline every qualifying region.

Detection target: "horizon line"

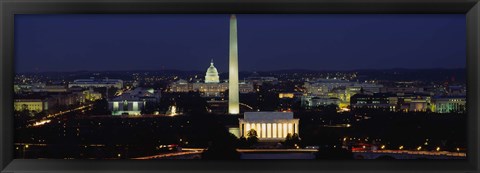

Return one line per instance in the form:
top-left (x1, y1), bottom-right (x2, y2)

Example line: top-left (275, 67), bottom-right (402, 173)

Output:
top-left (16, 67), bottom-right (467, 74)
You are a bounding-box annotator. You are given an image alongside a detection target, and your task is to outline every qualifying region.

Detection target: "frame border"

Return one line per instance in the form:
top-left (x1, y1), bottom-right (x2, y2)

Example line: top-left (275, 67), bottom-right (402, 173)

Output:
top-left (1, 0), bottom-right (479, 172)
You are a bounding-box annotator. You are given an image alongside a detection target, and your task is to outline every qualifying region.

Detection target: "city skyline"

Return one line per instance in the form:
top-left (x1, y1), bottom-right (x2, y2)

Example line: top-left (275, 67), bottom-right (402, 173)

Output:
top-left (15, 14), bottom-right (465, 73)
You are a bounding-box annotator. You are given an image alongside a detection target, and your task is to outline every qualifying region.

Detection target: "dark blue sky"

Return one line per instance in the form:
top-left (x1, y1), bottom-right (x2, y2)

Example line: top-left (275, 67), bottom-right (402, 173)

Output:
top-left (15, 14), bottom-right (466, 73)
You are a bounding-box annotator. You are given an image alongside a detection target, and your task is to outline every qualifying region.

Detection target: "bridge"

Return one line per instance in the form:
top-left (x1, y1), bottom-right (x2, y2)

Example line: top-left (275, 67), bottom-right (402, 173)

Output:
top-left (352, 150), bottom-right (466, 159)
top-left (133, 148), bottom-right (318, 159)
top-left (132, 148), bottom-right (204, 160)
top-left (131, 148), bottom-right (466, 160)
top-left (237, 149), bottom-right (318, 159)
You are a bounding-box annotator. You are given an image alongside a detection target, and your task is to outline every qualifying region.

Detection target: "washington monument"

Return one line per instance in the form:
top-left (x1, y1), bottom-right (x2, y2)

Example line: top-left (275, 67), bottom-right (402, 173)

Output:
top-left (228, 14), bottom-right (240, 114)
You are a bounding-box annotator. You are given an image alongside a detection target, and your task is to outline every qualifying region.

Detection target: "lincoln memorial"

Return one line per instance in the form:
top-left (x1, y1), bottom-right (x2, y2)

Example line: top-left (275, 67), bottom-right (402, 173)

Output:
top-left (239, 112), bottom-right (299, 141)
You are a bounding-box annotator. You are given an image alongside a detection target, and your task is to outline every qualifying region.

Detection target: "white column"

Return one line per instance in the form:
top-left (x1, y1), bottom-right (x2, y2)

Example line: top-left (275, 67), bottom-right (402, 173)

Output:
top-left (261, 123), bottom-right (266, 138)
top-left (272, 123), bottom-right (277, 138)
top-left (245, 123), bottom-right (251, 137)
top-left (278, 123), bottom-right (283, 138)
top-left (288, 123), bottom-right (294, 135)
top-left (295, 123), bottom-right (299, 134)
top-left (267, 123), bottom-right (272, 138)
top-left (256, 123), bottom-right (261, 138)
top-left (283, 123), bottom-right (288, 138)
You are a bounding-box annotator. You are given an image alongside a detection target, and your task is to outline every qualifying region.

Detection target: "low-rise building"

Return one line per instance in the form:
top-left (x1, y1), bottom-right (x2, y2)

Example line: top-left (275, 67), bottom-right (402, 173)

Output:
top-left (14, 99), bottom-right (50, 112)
top-left (239, 112), bottom-right (299, 141)
top-left (68, 77), bottom-right (123, 89)
top-left (432, 96), bottom-right (466, 113)
top-left (108, 88), bottom-right (161, 115)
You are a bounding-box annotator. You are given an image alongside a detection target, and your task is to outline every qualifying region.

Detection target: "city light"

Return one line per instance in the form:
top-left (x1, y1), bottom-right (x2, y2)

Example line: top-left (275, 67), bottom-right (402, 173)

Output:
top-left (12, 15), bottom-right (468, 160)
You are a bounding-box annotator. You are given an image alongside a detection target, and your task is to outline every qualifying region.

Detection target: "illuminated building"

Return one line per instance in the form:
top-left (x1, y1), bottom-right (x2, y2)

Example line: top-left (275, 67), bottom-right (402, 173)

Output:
top-left (205, 59), bottom-right (220, 83)
top-left (15, 83), bottom-right (68, 93)
top-left (396, 93), bottom-right (432, 112)
top-left (14, 99), bottom-right (50, 112)
top-left (350, 93), bottom-right (398, 111)
top-left (380, 87), bottom-right (423, 94)
top-left (279, 93), bottom-right (295, 99)
top-left (301, 96), bottom-right (340, 108)
top-left (304, 79), bottom-right (352, 96)
top-left (239, 112), bottom-right (299, 141)
top-left (50, 92), bottom-right (86, 106)
top-left (31, 84), bottom-right (68, 93)
top-left (167, 60), bottom-right (254, 98)
top-left (432, 96), bottom-right (466, 113)
top-left (82, 88), bottom-right (102, 101)
top-left (108, 88), bottom-right (161, 115)
top-left (228, 14), bottom-right (240, 114)
top-left (68, 77), bottom-right (123, 89)
top-left (409, 99), bottom-right (430, 112)
top-left (351, 83), bottom-right (383, 94)
top-left (247, 72), bottom-right (279, 85)
top-left (169, 79), bottom-right (192, 92)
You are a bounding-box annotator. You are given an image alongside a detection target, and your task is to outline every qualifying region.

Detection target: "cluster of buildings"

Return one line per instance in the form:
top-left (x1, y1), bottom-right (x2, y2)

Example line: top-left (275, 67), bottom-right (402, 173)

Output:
top-left (168, 60), bottom-right (255, 97)
top-left (294, 78), bottom-right (466, 113)
top-left (14, 85), bottom-right (102, 113)
top-left (68, 77), bottom-right (123, 89)
top-left (14, 76), bottom-right (163, 116)
top-left (350, 93), bottom-right (466, 113)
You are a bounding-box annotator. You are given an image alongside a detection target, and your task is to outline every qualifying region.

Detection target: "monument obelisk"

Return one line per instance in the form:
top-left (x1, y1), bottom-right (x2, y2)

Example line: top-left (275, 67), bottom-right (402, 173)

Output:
top-left (228, 14), bottom-right (240, 114)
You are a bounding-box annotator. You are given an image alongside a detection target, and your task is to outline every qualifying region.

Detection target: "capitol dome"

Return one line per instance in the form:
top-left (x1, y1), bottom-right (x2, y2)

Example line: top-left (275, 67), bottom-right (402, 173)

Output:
top-left (205, 59), bottom-right (220, 83)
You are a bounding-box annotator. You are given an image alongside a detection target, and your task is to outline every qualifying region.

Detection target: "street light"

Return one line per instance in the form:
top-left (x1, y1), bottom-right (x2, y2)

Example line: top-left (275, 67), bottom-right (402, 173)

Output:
top-left (399, 146), bottom-right (404, 150)
top-left (23, 145), bottom-right (29, 158)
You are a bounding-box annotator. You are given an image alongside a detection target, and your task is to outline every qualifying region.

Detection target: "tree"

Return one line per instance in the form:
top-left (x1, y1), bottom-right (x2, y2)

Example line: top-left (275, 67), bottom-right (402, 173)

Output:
top-left (90, 98), bottom-right (110, 115)
top-left (284, 133), bottom-right (293, 147)
top-left (201, 131), bottom-right (240, 159)
top-left (284, 133), bottom-right (301, 148)
top-left (246, 129), bottom-right (259, 146)
top-left (238, 136), bottom-right (248, 148)
top-left (291, 133), bottom-right (301, 146)
top-left (141, 101), bottom-right (157, 115)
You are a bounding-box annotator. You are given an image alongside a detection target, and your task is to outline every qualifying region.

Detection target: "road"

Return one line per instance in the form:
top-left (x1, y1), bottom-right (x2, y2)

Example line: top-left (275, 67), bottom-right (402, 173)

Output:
top-left (132, 148), bottom-right (205, 159)
top-left (30, 104), bottom-right (93, 127)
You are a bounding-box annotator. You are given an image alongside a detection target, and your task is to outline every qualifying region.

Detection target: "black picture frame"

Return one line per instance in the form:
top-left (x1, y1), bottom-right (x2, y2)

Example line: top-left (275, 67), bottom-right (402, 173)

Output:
top-left (1, 0), bottom-right (479, 172)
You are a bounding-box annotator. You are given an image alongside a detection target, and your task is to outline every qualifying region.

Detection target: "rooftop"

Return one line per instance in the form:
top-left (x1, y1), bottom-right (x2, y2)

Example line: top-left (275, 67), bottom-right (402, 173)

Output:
top-left (243, 112), bottom-right (294, 121)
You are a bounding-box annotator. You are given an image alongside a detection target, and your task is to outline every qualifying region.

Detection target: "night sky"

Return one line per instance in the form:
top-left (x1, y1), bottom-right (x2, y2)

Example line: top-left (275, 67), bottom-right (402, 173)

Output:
top-left (15, 14), bottom-right (466, 73)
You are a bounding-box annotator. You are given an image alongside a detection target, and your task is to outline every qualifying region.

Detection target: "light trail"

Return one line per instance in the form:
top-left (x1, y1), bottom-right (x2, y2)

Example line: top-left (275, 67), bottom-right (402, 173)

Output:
top-left (29, 104), bottom-right (93, 127)
top-left (237, 149), bottom-right (319, 152)
top-left (353, 150), bottom-right (466, 157)
top-left (132, 148), bottom-right (204, 159)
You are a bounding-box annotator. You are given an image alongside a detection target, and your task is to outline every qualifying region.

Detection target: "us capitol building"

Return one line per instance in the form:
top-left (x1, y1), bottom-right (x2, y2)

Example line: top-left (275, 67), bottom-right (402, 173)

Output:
top-left (168, 59), bottom-right (254, 97)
